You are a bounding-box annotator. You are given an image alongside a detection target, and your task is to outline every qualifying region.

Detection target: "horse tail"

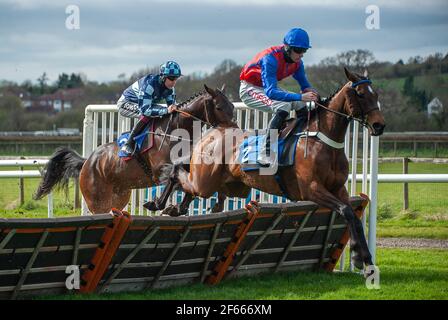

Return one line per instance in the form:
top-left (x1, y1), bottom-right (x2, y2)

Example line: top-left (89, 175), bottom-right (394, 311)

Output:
top-left (33, 147), bottom-right (86, 200)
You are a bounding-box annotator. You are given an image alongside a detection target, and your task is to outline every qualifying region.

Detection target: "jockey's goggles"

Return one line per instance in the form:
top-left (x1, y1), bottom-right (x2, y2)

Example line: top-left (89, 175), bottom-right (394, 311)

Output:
top-left (291, 47), bottom-right (308, 54)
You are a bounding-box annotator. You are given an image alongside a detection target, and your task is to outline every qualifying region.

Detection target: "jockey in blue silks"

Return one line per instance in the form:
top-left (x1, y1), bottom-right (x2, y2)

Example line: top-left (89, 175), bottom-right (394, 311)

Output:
top-left (117, 61), bottom-right (182, 156)
top-left (239, 28), bottom-right (319, 166)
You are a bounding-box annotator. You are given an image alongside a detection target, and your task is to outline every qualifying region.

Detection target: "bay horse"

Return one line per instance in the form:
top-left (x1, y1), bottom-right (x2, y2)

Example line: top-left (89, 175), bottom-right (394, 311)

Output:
top-left (152, 68), bottom-right (385, 270)
top-left (33, 85), bottom-right (235, 214)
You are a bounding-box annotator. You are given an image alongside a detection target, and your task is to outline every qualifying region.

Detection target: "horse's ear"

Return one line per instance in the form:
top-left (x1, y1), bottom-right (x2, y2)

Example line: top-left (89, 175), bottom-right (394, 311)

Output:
top-left (363, 68), bottom-right (369, 78)
top-left (344, 67), bottom-right (358, 82)
top-left (220, 84), bottom-right (226, 94)
top-left (204, 84), bottom-right (216, 97)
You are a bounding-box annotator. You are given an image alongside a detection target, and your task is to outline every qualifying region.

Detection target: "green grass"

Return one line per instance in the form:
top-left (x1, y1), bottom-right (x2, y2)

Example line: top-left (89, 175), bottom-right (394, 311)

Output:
top-left (375, 74), bottom-right (448, 102)
top-left (354, 162), bottom-right (448, 239)
top-left (41, 248), bottom-right (448, 300)
top-left (0, 166), bottom-right (79, 218)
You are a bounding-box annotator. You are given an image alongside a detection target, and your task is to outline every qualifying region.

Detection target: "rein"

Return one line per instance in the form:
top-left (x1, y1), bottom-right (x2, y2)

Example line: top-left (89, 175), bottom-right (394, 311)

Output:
top-left (157, 93), bottom-right (222, 146)
top-left (175, 105), bottom-right (214, 127)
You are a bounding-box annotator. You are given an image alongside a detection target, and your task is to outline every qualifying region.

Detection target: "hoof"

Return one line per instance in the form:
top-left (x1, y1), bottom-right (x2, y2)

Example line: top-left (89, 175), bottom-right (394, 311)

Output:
top-left (143, 201), bottom-right (159, 211)
top-left (162, 205), bottom-right (182, 217)
top-left (211, 204), bottom-right (222, 213)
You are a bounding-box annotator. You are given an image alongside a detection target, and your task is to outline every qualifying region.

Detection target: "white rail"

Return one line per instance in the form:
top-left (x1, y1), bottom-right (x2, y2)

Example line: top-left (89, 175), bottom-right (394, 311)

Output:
top-left (0, 159), bottom-right (53, 217)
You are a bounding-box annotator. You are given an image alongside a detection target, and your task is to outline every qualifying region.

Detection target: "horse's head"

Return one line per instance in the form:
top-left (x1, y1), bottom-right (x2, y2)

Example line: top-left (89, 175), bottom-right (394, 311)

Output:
top-left (203, 84), bottom-right (235, 127)
top-left (342, 67), bottom-right (385, 136)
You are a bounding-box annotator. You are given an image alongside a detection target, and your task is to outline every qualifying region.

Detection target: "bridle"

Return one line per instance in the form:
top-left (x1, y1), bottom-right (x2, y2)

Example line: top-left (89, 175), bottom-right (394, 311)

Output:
top-left (314, 79), bottom-right (380, 132)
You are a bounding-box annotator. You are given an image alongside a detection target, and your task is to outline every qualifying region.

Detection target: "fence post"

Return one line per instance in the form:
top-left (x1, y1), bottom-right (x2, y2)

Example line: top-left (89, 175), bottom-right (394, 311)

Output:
top-left (19, 156), bottom-right (25, 206)
top-left (403, 157), bottom-right (409, 210)
top-left (368, 136), bottom-right (380, 264)
top-left (81, 106), bottom-right (94, 216)
top-left (74, 178), bottom-right (80, 209)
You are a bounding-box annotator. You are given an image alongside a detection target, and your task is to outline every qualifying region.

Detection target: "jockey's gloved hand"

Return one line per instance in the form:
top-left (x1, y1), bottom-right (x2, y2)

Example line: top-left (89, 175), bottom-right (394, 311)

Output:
top-left (303, 87), bottom-right (320, 101)
top-left (167, 104), bottom-right (178, 114)
top-left (301, 91), bottom-right (318, 102)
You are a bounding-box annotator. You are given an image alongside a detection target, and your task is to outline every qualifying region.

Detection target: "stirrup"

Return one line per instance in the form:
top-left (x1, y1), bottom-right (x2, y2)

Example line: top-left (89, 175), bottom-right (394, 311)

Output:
top-left (121, 144), bottom-right (135, 156)
top-left (257, 153), bottom-right (276, 167)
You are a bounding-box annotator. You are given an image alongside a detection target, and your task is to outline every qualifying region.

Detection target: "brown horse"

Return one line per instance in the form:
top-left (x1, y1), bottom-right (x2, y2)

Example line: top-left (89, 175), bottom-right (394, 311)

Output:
top-left (154, 68), bottom-right (385, 270)
top-left (33, 85), bottom-right (235, 214)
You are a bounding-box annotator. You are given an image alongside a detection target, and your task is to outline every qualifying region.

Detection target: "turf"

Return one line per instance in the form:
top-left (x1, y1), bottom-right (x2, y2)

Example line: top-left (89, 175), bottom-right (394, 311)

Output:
top-left (41, 248), bottom-right (448, 300)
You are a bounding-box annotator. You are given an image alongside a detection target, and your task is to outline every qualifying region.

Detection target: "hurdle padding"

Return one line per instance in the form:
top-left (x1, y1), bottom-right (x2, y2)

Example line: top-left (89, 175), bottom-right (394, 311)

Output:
top-left (97, 208), bottom-right (248, 293)
top-left (80, 209), bottom-right (132, 293)
top-left (210, 195), bottom-right (369, 281)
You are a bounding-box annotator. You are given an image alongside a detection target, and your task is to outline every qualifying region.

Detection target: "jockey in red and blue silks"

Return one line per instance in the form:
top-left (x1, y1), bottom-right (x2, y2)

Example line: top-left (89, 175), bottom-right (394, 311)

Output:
top-left (239, 28), bottom-right (319, 166)
top-left (240, 46), bottom-right (310, 102)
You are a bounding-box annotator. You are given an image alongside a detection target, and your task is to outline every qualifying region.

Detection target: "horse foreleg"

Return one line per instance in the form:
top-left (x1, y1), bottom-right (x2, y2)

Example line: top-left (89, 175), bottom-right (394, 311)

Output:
top-left (306, 184), bottom-right (373, 269)
top-left (162, 193), bottom-right (194, 217)
top-left (337, 188), bottom-right (373, 269)
top-left (143, 180), bottom-right (178, 211)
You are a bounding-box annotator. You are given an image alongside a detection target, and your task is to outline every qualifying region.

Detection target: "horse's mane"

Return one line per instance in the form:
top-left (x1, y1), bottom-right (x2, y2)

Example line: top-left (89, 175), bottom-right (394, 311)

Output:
top-left (320, 73), bottom-right (368, 106)
top-left (320, 85), bottom-right (344, 106)
top-left (177, 90), bottom-right (207, 109)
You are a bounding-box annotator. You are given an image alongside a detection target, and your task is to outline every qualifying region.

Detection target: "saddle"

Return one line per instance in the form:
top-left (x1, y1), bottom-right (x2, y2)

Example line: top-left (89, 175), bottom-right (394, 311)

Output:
top-left (117, 120), bottom-right (155, 161)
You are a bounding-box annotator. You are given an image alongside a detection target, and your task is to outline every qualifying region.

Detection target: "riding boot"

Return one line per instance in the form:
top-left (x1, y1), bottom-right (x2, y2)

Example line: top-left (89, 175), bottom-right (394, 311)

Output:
top-left (120, 118), bottom-right (148, 156)
top-left (257, 110), bottom-right (289, 166)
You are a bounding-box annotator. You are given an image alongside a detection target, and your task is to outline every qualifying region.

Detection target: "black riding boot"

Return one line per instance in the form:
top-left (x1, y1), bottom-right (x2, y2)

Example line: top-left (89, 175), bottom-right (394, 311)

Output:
top-left (120, 119), bottom-right (148, 156)
top-left (257, 110), bottom-right (289, 166)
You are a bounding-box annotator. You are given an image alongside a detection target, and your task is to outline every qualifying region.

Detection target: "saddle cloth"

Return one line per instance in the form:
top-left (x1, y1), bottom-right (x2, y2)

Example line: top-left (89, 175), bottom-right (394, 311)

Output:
top-left (117, 120), bottom-right (155, 160)
top-left (237, 116), bottom-right (307, 172)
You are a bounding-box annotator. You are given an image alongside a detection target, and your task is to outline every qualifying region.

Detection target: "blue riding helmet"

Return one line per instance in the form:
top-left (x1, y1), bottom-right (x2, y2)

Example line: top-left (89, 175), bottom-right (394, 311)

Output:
top-left (160, 61), bottom-right (182, 78)
top-left (283, 28), bottom-right (312, 49)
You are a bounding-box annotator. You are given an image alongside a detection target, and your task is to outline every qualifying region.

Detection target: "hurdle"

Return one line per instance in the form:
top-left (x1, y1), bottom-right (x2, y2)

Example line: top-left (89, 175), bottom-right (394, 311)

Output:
top-left (0, 196), bottom-right (368, 299)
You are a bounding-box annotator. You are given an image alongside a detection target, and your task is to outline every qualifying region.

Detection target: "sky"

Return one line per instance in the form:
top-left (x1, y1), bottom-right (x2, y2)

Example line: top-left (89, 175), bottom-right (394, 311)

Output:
top-left (0, 0), bottom-right (447, 83)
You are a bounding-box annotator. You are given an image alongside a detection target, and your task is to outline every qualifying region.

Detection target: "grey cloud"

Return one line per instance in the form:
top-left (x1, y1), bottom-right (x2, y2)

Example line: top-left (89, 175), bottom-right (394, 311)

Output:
top-left (0, 1), bottom-right (447, 82)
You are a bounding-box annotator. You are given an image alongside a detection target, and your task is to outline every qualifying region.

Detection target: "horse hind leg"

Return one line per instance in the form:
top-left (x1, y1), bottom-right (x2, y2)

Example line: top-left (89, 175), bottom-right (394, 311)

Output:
top-left (211, 192), bottom-right (227, 213)
top-left (83, 185), bottom-right (113, 214)
top-left (111, 188), bottom-right (132, 212)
